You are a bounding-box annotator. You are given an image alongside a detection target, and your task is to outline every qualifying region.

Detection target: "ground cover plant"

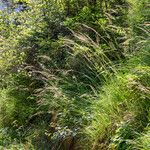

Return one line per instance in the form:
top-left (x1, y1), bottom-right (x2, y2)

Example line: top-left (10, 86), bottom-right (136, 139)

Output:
top-left (0, 0), bottom-right (149, 149)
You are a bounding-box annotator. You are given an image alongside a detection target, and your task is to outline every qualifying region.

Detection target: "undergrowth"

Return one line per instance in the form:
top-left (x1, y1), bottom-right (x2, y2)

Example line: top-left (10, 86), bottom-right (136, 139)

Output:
top-left (83, 41), bottom-right (150, 150)
top-left (0, 0), bottom-right (149, 149)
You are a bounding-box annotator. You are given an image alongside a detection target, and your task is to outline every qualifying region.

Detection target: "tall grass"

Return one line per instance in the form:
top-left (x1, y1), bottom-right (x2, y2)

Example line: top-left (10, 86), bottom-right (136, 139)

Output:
top-left (83, 41), bottom-right (150, 149)
top-left (0, 0), bottom-right (149, 149)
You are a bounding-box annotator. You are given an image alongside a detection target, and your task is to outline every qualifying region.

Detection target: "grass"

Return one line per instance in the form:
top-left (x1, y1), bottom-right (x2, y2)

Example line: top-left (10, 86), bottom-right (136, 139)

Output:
top-left (82, 41), bottom-right (150, 149)
top-left (136, 126), bottom-right (150, 150)
top-left (0, 41), bottom-right (149, 150)
top-left (0, 1), bottom-right (149, 148)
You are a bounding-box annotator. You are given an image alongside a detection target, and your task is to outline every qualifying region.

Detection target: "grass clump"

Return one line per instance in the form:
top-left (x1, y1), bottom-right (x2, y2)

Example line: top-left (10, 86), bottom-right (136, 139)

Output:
top-left (84, 42), bottom-right (150, 150)
top-left (136, 126), bottom-right (150, 150)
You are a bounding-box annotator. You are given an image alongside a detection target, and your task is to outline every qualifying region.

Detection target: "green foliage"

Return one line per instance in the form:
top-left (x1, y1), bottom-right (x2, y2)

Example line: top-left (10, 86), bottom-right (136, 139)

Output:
top-left (136, 126), bottom-right (150, 150)
top-left (0, 0), bottom-right (149, 149)
top-left (84, 42), bottom-right (150, 149)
